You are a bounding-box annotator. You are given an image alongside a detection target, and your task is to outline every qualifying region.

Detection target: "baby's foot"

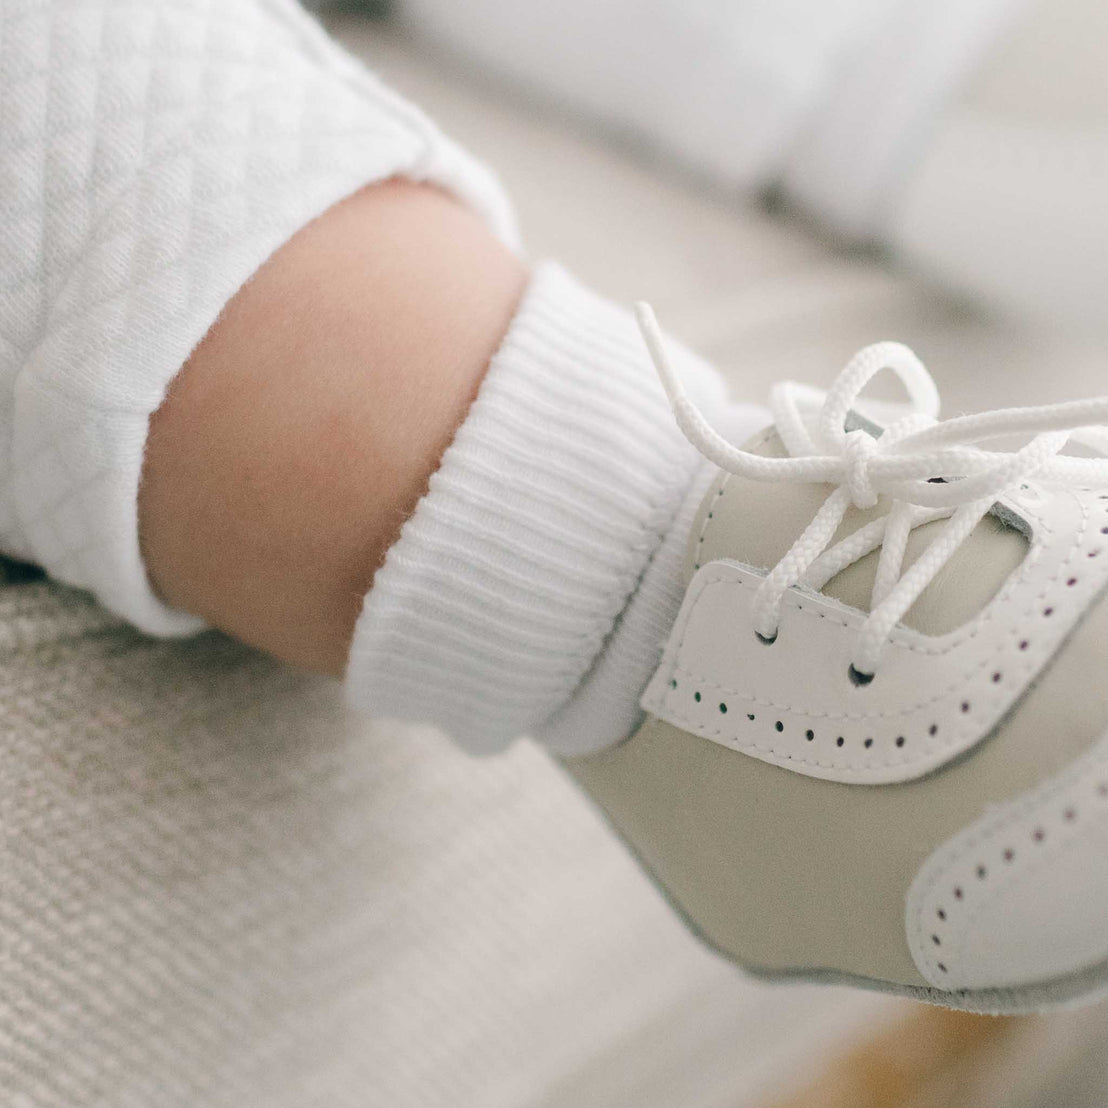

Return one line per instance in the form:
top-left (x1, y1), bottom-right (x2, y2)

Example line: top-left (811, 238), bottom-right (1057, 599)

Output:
top-left (570, 309), bottom-right (1108, 1012)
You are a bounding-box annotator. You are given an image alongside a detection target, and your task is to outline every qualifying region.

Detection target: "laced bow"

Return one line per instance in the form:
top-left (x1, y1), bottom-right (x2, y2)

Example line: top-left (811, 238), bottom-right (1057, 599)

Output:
top-left (636, 303), bottom-right (1108, 681)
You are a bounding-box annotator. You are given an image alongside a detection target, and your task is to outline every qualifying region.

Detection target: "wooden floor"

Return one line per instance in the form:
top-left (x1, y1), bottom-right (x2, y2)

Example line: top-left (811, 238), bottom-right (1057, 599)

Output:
top-left (768, 1009), bottom-right (1024, 1108)
top-left (766, 1003), bottom-right (1108, 1108)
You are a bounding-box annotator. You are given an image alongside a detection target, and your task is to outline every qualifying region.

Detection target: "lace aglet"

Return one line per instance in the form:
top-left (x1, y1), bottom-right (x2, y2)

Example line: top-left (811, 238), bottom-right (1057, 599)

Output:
top-left (635, 301), bottom-right (685, 409)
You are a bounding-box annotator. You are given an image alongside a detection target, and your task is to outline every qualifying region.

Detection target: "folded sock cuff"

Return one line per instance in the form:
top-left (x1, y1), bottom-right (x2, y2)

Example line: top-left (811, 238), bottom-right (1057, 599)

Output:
top-left (346, 261), bottom-right (759, 754)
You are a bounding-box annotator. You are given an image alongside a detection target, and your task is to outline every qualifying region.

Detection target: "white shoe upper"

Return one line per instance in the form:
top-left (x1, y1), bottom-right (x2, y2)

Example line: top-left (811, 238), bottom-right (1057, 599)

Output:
top-left (642, 481), bottom-right (1108, 788)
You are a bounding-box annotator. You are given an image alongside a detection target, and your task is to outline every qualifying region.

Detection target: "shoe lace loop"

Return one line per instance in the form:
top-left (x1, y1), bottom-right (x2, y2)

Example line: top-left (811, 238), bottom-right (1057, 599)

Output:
top-left (636, 303), bottom-right (1108, 678)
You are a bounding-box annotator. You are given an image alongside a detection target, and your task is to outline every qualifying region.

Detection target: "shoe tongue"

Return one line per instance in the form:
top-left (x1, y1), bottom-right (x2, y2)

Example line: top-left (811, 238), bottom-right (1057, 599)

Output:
top-left (687, 425), bottom-right (1029, 636)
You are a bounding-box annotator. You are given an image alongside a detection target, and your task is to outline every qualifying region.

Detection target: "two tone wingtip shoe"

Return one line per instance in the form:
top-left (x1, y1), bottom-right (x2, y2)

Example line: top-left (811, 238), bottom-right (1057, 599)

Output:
top-left (568, 307), bottom-right (1108, 1013)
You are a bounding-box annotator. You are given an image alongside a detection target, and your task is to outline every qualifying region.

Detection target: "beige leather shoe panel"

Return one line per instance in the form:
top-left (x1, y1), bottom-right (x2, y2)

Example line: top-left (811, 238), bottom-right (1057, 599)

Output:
top-left (567, 587), bottom-right (1108, 988)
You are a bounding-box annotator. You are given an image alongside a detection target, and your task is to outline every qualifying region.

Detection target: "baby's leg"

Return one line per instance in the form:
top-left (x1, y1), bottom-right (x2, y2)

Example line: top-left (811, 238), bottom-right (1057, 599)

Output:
top-left (140, 180), bottom-right (526, 676)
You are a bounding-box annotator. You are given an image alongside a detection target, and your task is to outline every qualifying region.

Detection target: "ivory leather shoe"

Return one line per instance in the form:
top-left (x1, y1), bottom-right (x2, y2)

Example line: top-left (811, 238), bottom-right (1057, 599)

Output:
top-left (568, 308), bottom-right (1108, 1013)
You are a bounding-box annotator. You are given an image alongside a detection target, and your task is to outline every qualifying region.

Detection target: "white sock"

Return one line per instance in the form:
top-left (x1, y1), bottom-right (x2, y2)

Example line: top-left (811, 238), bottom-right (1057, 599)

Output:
top-left (345, 263), bottom-right (768, 755)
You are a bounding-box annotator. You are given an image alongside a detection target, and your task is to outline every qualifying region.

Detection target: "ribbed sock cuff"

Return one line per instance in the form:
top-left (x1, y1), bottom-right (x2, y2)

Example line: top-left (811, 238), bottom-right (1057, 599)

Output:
top-left (346, 262), bottom-right (765, 754)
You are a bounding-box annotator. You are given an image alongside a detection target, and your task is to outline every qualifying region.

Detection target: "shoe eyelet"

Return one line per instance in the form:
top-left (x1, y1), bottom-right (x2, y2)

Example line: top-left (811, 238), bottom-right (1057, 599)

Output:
top-left (848, 665), bottom-right (874, 687)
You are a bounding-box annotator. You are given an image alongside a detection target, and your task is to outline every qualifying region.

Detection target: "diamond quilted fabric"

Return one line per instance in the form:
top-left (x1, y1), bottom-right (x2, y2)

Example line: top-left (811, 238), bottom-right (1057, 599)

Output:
top-left (0, 0), bottom-right (516, 634)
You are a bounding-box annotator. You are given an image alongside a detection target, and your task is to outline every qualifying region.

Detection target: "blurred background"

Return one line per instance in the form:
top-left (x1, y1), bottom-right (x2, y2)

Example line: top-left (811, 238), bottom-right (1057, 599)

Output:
top-left (305, 2), bottom-right (1108, 1104)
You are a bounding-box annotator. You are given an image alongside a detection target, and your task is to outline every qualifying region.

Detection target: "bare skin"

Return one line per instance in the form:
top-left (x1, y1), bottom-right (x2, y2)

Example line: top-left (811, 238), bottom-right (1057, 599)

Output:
top-left (139, 180), bottom-right (527, 675)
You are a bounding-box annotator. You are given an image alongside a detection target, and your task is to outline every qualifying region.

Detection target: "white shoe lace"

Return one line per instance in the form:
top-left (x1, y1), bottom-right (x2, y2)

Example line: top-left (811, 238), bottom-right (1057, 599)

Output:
top-left (636, 303), bottom-right (1108, 682)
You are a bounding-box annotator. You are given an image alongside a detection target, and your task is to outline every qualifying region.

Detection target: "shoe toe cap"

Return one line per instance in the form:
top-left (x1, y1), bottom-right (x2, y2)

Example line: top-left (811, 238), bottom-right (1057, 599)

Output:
top-left (907, 743), bottom-right (1108, 991)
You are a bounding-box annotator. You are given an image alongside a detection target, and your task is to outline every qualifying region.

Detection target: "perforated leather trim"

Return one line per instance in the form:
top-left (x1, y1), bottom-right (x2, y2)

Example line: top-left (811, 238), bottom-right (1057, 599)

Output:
top-left (642, 486), bottom-right (1108, 783)
top-left (907, 728), bottom-right (1108, 989)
